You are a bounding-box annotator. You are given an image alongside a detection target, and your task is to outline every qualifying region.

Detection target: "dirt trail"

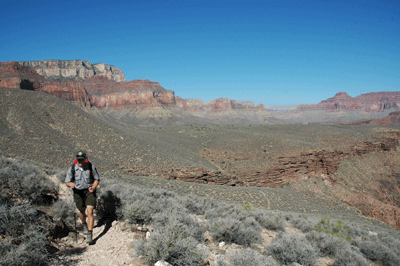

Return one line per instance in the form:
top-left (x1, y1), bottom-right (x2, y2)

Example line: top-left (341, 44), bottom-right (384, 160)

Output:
top-left (48, 174), bottom-right (143, 266)
top-left (51, 220), bottom-right (142, 266)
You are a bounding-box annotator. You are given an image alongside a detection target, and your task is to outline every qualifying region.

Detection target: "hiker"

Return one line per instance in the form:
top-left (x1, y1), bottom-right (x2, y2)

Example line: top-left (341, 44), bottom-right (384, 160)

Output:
top-left (65, 150), bottom-right (100, 244)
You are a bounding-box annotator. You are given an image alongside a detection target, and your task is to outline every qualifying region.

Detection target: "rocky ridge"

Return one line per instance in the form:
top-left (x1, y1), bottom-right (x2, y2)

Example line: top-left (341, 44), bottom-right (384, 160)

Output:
top-left (298, 91), bottom-right (400, 112)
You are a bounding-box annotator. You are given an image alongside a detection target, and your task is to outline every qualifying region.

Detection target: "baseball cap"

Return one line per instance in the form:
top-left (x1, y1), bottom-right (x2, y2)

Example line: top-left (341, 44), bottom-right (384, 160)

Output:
top-left (75, 150), bottom-right (87, 160)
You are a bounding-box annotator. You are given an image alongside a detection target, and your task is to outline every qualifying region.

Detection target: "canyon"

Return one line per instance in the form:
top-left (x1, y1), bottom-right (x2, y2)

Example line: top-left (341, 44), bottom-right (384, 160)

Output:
top-left (2, 60), bottom-right (399, 126)
top-left (1, 60), bottom-right (400, 230)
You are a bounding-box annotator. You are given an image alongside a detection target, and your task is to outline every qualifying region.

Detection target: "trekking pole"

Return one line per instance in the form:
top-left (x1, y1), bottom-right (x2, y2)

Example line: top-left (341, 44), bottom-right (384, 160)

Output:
top-left (70, 188), bottom-right (77, 243)
top-left (74, 208), bottom-right (77, 243)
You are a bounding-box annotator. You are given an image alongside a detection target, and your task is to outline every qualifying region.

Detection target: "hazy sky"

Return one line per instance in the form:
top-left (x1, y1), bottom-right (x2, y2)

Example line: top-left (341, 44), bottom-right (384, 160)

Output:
top-left (1, 0), bottom-right (399, 106)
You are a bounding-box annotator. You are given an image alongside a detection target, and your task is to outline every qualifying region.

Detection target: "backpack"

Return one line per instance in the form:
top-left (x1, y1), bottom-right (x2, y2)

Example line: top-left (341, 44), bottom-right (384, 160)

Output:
top-left (70, 161), bottom-right (94, 184)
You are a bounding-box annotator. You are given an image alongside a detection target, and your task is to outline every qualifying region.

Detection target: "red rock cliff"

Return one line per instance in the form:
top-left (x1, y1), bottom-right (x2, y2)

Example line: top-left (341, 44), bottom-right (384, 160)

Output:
top-left (1, 61), bottom-right (174, 109)
top-left (83, 76), bottom-right (175, 108)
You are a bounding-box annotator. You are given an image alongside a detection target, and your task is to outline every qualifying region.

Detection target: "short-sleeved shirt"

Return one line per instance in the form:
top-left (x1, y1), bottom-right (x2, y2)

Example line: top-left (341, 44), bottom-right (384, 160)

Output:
top-left (65, 162), bottom-right (100, 190)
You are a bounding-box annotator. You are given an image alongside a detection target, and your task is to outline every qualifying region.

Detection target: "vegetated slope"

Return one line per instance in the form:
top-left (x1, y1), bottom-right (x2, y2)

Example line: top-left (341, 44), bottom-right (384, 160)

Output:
top-left (0, 87), bottom-right (217, 172)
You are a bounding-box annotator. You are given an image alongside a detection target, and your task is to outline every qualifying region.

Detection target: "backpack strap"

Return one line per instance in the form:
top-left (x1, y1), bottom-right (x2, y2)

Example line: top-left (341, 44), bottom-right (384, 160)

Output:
top-left (70, 163), bottom-right (76, 182)
top-left (87, 161), bottom-right (94, 184)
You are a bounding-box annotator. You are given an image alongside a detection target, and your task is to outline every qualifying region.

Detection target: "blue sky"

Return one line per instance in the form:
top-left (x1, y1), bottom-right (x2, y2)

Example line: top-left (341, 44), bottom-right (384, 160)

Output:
top-left (1, 0), bottom-right (399, 106)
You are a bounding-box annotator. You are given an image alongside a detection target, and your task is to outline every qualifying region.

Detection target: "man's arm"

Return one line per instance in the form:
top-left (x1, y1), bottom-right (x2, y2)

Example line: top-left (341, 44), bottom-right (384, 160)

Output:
top-left (89, 180), bottom-right (99, 192)
top-left (88, 164), bottom-right (100, 192)
top-left (65, 166), bottom-right (75, 189)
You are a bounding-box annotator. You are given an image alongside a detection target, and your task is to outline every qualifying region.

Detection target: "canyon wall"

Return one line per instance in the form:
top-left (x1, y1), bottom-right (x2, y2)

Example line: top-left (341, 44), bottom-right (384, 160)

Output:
top-left (298, 91), bottom-right (400, 112)
top-left (18, 59), bottom-right (126, 82)
top-left (0, 61), bottom-right (172, 108)
top-left (176, 97), bottom-right (265, 112)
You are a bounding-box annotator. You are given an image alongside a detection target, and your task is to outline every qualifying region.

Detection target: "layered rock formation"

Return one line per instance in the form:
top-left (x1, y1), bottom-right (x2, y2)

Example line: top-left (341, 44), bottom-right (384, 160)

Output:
top-left (298, 91), bottom-right (400, 112)
top-left (84, 76), bottom-right (175, 108)
top-left (18, 60), bottom-right (125, 82)
top-left (176, 97), bottom-right (275, 124)
top-left (0, 61), bottom-right (45, 88)
top-left (176, 97), bottom-right (265, 112)
top-left (0, 61), bottom-right (173, 109)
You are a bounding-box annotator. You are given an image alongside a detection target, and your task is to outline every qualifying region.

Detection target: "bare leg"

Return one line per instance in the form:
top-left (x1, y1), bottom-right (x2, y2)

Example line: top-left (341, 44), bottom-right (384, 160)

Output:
top-left (86, 206), bottom-right (95, 231)
top-left (78, 211), bottom-right (87, 224)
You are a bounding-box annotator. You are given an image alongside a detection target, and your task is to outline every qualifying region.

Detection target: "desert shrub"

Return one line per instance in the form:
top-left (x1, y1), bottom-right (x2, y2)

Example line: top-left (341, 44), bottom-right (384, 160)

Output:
top-left (124, 200), bottom-right (154, 224)
top-left (50, 198), bottom-right (75, 226)
top-left (353, 239), bottom-right (400, 266)
top-left (268, 234), bottom-right (317, 266)
top-left (205, 204), bottom-right (247, 221)
top-left (0, 203), bottom-right (48, 266)
top-left (314, 217), bottom-right (351, 241)
top-left (345, 222), bottom-right (369, 239)
top-left (0, 155), bottom-right (57, 205)
top-left (209, 216), bottom-right (262, 247)
top-left (307, 231), bottom-right (347, 257)
top-left (305, 230), bottom-right (368, 265)
top-left (122, 186), bottom-right (183, 225)
top-left (379, 235), bottom-right (400, 256)
top-left (134, 221), bottom-right (207, 266)
top-left (151, 208), bottom-right (205, 242)
top-left (251, 209), bottom-right (286, 232)
top-left (214, 249), bottom-right (278, 266)
top-left (180, 194), bottom-right (217, 215)
top-left (332, 245), bottom-right (369, 266)
top-left (289, 215), bottom-right (315, 233)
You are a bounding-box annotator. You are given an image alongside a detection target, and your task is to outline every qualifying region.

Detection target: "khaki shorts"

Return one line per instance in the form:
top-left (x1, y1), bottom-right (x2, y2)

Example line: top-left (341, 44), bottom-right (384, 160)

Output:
top-left (73, 189), bottom-right (96, 213)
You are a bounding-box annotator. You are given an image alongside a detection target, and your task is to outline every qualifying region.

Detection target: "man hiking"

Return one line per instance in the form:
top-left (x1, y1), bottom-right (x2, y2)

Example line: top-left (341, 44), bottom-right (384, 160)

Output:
top-left (65, 150), bottom-right (100, 245)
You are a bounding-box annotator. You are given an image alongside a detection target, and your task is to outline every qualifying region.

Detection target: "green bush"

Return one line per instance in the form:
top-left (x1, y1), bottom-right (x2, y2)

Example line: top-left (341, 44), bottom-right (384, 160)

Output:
top-left (314, 217), bottom-right (351, 241)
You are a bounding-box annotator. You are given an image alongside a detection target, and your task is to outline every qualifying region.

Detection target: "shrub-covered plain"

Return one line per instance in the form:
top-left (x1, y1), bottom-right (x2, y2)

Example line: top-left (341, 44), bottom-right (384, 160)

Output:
top-left (1, 152), bottom-right (400, 266)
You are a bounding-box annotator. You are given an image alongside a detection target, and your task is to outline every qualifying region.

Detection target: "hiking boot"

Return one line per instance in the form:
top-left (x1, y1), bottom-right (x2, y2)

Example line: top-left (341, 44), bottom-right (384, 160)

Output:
top-left (82, 223), bottom-right (88, 234)
top-left (86, 232), bottom-right (94, 245)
